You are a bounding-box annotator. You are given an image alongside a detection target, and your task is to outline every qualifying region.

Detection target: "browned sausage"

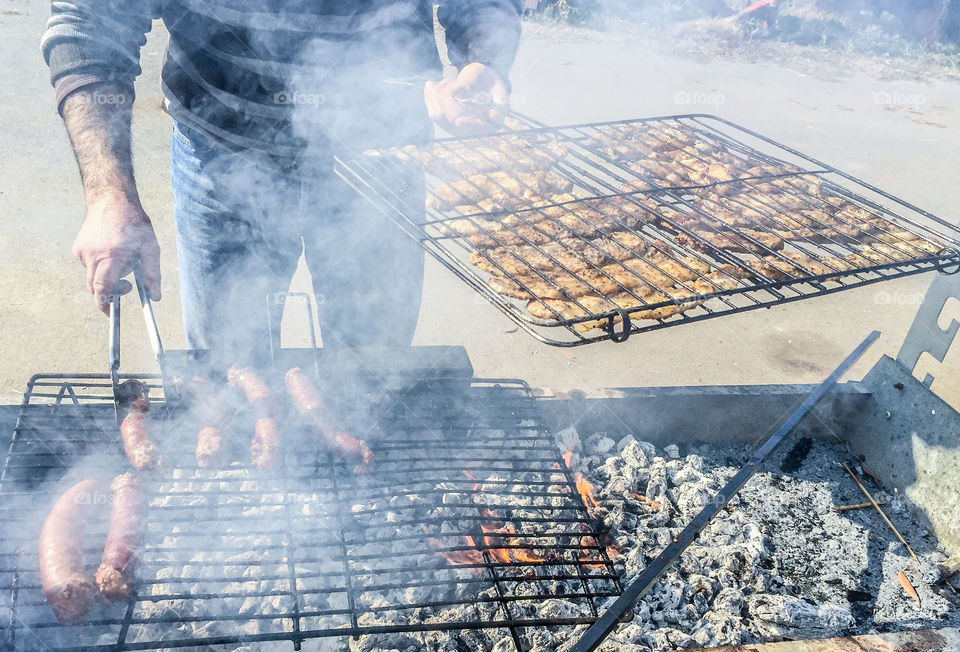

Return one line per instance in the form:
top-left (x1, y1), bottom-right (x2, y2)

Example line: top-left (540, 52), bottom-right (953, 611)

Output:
top-left (38, 478), bottom-right (101, 623)
top-left (196, 426), bottom-right (226, 468)
top-left (284, 367), bottom-right (374, 473)
top-left (180, 376), bottom-right (229, 468)
top-left (227, 366), bottom-right (280, 469)
top-left (119, 380), bottom-right (162, 471)
top-left (95, 473), bottom-right (147, 601)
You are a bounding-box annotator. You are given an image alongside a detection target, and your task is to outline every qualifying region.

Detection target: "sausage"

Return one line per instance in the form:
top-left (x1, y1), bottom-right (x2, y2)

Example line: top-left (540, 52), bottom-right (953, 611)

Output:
top-left (227, 366), bottom-right (280, 469)
top-left (95, 473), bottom-right (146, 601)
top-left (284, 367), bottom-right (374, 473)
top-left (180, 376), bottom-right (229, 468)
top-left (119, 380), bottom-right (162, 471)
top-left (38, 478), bottom-right (101, 623)
top-left (196, 426), bottom-right (227, 469)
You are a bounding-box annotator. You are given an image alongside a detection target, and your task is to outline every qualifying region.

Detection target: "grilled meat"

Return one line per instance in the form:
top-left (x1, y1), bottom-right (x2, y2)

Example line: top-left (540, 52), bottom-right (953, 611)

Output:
top-left (390, 138), bottom-right (568, 179)
top-left (178, 376), bottom-right (230, 469)
top-left (39, 479), bottom-right (101, 623)
top-left (676, 228), bottom-right (784, 254)
top-left (119, 380), bottom-right (161, 471)
top-left (95, 472), bottom-right (146, 602)
top-left (227, 366), bottom-right (281, 470)
top-left (285, 367), bottom-right (374, 473)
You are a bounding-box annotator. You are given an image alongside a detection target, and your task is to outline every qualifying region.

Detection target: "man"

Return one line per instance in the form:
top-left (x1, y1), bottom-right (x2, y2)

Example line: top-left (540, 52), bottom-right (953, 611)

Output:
top-left (42, 1), bottom-right (521, 366)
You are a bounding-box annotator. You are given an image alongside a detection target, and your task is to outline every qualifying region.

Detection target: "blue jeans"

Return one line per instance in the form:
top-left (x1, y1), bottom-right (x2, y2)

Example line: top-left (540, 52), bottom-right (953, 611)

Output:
top-left (170, 122), bottom-right (425, 367)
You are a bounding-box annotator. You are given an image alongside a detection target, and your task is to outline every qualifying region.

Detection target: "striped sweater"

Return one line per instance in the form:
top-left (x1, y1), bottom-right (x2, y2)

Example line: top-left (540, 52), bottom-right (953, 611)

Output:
top-left (42, 1), bottom-right (522, 157)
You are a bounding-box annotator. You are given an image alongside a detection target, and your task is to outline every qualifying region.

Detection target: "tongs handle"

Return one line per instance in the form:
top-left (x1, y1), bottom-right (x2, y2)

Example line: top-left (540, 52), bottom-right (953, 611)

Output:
top-left (109, 293), bottom-right (121, 421)
top-left (132, 260), bottom-right (166, 367)
top-left (132, 260), bottom-right (175, 399)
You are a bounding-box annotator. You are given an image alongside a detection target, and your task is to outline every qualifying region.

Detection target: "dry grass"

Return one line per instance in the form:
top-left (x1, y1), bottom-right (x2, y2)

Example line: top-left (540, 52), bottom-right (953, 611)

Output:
top-left (602, 16), bottom-right (960, 82)
top-left (527, 0), bottom-right (960, 82)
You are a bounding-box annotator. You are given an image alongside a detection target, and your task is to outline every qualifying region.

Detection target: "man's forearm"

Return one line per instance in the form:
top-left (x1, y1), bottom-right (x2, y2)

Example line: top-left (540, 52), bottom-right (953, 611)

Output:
top-left (62, 83), bottom-right (140, 205)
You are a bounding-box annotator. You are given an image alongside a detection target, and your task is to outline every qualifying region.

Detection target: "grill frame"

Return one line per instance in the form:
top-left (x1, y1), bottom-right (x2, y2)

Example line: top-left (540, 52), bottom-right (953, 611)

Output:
top-left (334, 113), bottom-right (960, 346)
top-left (0, 372), bottom-right (621, 651)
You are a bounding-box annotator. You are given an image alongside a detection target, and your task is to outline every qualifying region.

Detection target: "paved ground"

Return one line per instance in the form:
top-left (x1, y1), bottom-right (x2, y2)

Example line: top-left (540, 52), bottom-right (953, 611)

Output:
top-left (2, 3), bottom-right (959, 406)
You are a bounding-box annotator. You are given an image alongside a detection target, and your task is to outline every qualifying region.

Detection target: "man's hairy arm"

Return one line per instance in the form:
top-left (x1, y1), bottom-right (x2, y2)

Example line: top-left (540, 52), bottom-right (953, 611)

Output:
top-left (63, 83), bottom-right (161, 313)
top-left (42, 0), bottom-right (159, 313)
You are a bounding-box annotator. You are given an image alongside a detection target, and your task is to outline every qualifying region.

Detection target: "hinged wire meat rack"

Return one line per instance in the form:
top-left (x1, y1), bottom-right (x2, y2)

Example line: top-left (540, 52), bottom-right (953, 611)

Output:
top-left (335, 113), bottom-right (960, 346)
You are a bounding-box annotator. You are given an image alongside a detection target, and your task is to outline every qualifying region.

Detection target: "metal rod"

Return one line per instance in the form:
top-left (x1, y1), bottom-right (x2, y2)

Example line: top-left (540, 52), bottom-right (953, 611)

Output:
top-left (569, 329), bottom-right (881, 652)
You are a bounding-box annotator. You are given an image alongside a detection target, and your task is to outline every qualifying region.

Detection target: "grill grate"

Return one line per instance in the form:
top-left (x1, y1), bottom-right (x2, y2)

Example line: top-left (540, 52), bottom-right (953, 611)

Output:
top-left (335, 114), bottom-right (960, 346)
top-left (0, 374), bottom-right (619, 651)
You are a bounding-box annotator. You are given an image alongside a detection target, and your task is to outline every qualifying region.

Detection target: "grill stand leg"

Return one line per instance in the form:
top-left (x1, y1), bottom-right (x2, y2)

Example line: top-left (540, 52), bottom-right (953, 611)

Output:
top-left (896, 262), bottom-right (960, 387)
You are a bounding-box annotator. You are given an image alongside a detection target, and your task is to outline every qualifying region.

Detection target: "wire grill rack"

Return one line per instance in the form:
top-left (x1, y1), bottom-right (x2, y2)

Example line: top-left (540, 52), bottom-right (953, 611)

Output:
top-left (335, 113), bottom-right (960, 346)
top-left (0, 374), bottom-right (619, 651)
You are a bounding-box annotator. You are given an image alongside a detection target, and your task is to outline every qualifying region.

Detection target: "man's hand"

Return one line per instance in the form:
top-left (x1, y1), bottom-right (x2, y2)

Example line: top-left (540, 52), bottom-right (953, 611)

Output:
top-left (73, 194), bottom-right (161, 314)
top-left (424, 62), bottom-right (509, 136)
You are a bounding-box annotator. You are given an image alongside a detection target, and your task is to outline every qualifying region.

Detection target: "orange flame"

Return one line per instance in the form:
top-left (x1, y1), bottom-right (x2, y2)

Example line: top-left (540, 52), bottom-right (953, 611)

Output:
top-left (479, 514), bottom-right (548, 564)
top-left (575, 473), bottom-right (601, 518)
top-left (424, 466), bottom-right (612, 571)
top-left (562, 449), bottom-right (573, 468)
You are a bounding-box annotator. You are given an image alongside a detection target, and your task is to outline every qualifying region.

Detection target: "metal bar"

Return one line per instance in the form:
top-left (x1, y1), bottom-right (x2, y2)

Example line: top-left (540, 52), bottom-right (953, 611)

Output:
top-left (569, 329), bottom-right (881, 652)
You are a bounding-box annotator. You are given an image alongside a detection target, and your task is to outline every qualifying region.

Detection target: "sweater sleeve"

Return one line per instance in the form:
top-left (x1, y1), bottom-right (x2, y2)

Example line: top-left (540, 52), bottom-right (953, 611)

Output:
top-left (437, 0), bottom-right (522, 83)
top-left (41, 0), bottom-right (159, 94)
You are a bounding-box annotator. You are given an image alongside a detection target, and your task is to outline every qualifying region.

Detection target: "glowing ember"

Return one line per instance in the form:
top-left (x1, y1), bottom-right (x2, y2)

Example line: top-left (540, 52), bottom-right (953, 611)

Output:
top-left (628, 491), bottom-right (664, 512)
top-left (422, 525), bottom-right (484, 566)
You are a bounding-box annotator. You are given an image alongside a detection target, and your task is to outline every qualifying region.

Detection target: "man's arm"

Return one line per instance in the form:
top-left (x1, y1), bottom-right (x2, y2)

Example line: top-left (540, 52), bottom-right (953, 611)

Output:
top-left (63, 84), bottom-right (161, 311)
top-left (427, 0), bottom-right (523, 135)
top-left (42, 1), bottom-right (160, 312)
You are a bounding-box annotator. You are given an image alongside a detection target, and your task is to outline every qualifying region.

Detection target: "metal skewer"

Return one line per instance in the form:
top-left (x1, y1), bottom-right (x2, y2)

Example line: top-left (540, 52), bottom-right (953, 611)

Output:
top-left (570, 329), bottom-right (882, 652)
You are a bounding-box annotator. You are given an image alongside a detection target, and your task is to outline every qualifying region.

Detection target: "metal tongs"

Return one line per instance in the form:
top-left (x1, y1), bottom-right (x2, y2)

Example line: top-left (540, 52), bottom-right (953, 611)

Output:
top-left (109, 260), bottom-right (173, 420)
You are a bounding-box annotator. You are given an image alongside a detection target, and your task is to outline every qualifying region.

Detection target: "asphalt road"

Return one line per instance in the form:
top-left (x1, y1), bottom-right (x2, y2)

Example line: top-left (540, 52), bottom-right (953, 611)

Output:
top-left (2, 4), bottom-right (959, 407)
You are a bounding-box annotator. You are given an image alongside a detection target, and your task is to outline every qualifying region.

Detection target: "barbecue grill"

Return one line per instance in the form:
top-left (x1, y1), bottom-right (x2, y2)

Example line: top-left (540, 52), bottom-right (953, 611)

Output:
top-left (335, 113), bottom-right (960, 345)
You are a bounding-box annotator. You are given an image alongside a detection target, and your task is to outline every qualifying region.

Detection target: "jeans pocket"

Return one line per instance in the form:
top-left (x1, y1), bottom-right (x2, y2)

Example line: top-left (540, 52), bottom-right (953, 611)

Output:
top-left (173, 122), bottom-right (216, 152)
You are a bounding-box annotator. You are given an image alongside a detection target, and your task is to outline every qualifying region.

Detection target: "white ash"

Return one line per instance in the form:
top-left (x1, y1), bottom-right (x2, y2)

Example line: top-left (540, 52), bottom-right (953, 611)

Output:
top-left (547, 431), bottom-right (960, 652)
